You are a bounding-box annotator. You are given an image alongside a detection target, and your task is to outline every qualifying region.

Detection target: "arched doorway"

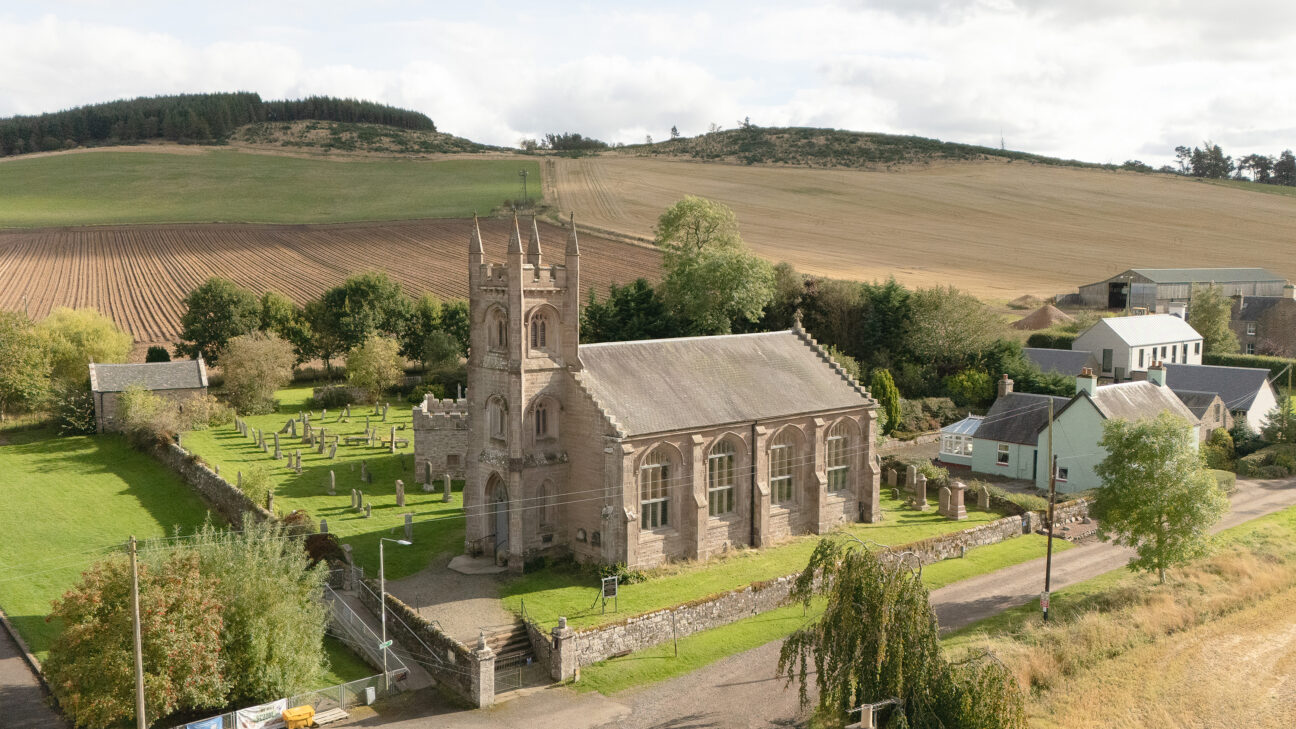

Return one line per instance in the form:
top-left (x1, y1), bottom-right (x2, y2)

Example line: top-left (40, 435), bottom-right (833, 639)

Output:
top-left (487, 475), bottom-right (509, 562)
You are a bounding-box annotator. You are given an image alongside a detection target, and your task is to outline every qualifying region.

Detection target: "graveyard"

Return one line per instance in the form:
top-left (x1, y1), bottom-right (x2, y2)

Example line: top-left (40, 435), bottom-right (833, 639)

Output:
top-left (179, 385), bottom-right (466, 580)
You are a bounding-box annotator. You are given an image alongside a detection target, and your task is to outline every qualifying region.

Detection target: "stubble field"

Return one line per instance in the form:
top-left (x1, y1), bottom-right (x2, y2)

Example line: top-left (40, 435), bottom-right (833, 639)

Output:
top-left (0, 217), bottom-right (661, 345)
top-left (550, 155), bottom-right (1296, 299)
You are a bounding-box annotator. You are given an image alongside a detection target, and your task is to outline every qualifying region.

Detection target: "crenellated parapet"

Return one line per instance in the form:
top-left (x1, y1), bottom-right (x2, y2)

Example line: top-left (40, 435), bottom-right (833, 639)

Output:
top-left (413, 396), bottom-right (470, 431)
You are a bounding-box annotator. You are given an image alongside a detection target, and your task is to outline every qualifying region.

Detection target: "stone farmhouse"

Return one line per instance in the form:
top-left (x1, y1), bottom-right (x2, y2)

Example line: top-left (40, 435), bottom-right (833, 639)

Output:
top-left (1231, 291), bottom-right (1296, 356)
top-left (416, 216), bottom-right (881, 571)
top-left (939, 365), bottom-right (1199, 493)
top-left (88, 358), bottom-right (208, 433)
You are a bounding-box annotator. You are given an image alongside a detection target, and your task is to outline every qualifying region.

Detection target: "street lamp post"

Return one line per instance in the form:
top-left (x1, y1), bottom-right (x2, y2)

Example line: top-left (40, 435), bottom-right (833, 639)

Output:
top-left (379, 538), bottom-right (411, 694)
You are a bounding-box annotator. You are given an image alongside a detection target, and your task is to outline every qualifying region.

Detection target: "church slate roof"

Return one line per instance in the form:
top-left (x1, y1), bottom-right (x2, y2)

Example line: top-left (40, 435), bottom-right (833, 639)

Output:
top-left (90, 359), bottom-right (208, 393)
top-left (575, 330), bottom-right (871, 436)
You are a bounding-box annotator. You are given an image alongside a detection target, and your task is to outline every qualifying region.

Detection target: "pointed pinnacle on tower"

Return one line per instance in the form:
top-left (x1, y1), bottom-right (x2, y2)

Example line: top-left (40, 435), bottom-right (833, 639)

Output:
top-left (507, 213), bottom-right (523, 255)
top-left (527, 215), bottom-right (543, 264)
top-left (565, 212), bottom-right (580, 256)
top-left (469, 213), bottom-right (484, 255)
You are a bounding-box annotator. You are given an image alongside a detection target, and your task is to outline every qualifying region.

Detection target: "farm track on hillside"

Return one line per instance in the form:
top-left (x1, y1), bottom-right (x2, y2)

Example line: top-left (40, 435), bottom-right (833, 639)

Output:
top-left (0, 218), bottom-right (660, 347)
top-left (552, 156), bottom-right (1296, 299)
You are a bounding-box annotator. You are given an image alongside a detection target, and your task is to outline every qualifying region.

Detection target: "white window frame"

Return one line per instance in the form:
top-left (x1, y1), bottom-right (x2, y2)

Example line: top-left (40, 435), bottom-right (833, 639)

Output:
top-left (708, 441), bottom-right (737, 516)
top-left (1056, 467), bottom-right (1069, 482)
top-left (826, 424), bottom-right (850, 492)
top-left (770, 436), bottom-right (794, 505)
top-left (1247, 342), bottom-right (1256, 355)
top-left (640, 456), bottom-right (670, 529)
top-left (1247, 322), bottom-right (1257, 336)
top-left (996, 443), bottom-right (1010, 466)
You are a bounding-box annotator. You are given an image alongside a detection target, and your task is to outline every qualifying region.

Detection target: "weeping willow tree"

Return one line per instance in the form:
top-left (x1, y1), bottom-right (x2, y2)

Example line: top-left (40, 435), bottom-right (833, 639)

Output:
top-left (778, 536), bottom-right (1025, 729)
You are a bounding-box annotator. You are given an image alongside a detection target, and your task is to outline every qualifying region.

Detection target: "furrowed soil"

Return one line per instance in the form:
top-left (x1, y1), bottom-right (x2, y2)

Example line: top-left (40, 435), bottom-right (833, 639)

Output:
top-left (0, 218), bottom-right (659, 346)
top-left (549, 155), bottom-right (1296, 299)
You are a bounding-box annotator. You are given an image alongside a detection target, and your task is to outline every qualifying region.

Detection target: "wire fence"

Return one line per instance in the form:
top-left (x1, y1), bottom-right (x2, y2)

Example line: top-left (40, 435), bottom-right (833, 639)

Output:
top-left (170, 673), bottom-right (394, 729)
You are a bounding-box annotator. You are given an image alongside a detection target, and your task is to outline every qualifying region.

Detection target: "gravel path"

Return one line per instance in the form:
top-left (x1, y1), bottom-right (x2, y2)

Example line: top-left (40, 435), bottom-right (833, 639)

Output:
top-left (386, 560), bottom-right (519, 645)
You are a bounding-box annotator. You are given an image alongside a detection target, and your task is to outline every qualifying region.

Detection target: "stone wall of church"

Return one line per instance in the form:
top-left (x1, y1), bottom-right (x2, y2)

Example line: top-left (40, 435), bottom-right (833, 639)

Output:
top-left (412, 397), bottom-right (470, 485)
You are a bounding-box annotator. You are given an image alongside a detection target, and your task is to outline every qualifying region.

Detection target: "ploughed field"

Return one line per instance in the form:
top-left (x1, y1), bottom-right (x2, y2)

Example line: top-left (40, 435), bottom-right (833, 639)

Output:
top-left (0, 218), bottom-right (661, 345)
top-left (550, 155), bottom-right (1296, 299)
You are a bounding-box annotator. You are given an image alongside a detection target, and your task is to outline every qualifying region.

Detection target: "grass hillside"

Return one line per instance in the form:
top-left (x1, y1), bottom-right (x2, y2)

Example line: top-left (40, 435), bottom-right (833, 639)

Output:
top-left (622, 126), bottom-right (1112, 170)
top-left (0, 150), bottom-right (537, 226)
top-left (230, 120), bottom-right (497, 155)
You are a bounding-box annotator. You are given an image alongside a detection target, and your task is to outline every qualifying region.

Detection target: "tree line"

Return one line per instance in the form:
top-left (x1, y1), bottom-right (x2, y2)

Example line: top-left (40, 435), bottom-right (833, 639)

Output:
top-left (1171, 141), bottom-right (1296, 184)
top-left (0, 92), bottom-right (436, 157)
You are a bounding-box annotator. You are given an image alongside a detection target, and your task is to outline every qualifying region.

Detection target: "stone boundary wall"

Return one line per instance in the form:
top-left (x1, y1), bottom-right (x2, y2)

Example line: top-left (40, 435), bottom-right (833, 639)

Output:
top-left (532, 512), bottom-right (1032, 677)
top-left (153, 443), bottom-right (274, 525)
top-left (1051, 498), bottom-right (1090, 525)
top-left (357, 580), bottom-right (492, 707)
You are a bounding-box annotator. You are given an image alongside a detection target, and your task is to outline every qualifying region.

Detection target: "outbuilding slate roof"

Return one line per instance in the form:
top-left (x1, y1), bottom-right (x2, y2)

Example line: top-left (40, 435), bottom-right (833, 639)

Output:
top-left (972, 392), bottom-right (1069, 445)
top-left (1173, 390), bottom-right (1223, 419)
top-left (575, 330), bottom-right (871, 436)
top-left (1164, 363), bottom-right (1273, 412)
top-left (1236, 296), bottom-right (1293, 321)
top-left (1084, 381), bottom-right (1198, 423)
top-left (90, 359), bottom-right (208, 393)
top-left (1087, 314), bottom-right (1202, 346)
top-left (1023, 348), bottom-right (1095, 376)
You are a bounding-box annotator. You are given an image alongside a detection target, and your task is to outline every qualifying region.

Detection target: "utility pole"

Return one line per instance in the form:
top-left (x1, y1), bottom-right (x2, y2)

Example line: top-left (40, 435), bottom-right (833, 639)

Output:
top-left (1043, 395), bottom-right (1057, 622)
top-left (129, 536), bottom-right (146, 729)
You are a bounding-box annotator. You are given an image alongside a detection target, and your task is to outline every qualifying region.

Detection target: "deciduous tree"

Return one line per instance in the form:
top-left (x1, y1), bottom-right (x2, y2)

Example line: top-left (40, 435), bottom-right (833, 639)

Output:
top-left (1187, 283), bottom-right (1239, 356)
top-left (178, 277), bottom-right (260, 364)
top-left (661, 244), bottom-right (775, 335)
top-left (1092, 412), bottom-right (1229, 583)
top-left (38, 307), bottom-right (132, 384)
top-left (779, 536), bottom-right (1026, 728)
top-left (221, 332), bottom-right (295, 414)
top-left (905, 286), bottom-right (1007, 377)
top-left (0, 311), bottom-right (51, 421)
top-left (317, 272), bottom-right (412, 353)
top-left (653, 195), bottom-right (742, 253)
top-left (346, 335), bottom-right (405, 401)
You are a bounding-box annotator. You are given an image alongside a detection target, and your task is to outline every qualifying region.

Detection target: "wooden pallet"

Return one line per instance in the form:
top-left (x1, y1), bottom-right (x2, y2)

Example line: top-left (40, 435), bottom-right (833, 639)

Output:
top-left (313, 707), bottom-right (349, 726)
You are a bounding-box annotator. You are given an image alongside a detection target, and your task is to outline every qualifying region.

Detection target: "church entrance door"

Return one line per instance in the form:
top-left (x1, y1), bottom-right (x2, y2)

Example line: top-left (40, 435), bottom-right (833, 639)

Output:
top-left (492, 482), bottom-right (509, 563)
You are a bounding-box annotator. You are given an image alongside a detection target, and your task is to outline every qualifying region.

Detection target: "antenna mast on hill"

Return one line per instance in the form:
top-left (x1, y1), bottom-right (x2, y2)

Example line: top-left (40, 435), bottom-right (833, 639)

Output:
top-left (1000, 127), bottom-right (1005, 151)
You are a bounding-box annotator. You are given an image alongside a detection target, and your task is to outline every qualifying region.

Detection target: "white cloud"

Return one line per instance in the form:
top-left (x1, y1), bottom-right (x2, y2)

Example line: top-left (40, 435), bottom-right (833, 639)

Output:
top-left (3, 5), bottom-right (1296, 166)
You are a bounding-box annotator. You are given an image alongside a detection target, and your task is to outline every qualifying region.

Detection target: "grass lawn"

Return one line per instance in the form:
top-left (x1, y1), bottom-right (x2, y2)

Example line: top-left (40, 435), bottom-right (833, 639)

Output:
top-left (0, 428), bottom-right (216, 659)
top-left (181, 385), bottom-right (465, 579)
top-left (503, 491), bottom-right (1013, 631)
top-left (319, 635), bottom-right (378, 687)
top-left (0, 150), bottom-right (539, 227)
top-left (576, 534), bottom-right (1071, 694)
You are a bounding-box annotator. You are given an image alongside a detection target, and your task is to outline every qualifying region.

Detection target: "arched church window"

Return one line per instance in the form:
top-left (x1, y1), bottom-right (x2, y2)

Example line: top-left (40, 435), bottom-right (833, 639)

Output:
top-left (708, 440), bottom-right (736, 516)
top-left (826, 421), bottom-right (851, 492)
top-left (769, 430), bottom-right (796, 504)
top-left (640, 449), bottom-right (670, 529)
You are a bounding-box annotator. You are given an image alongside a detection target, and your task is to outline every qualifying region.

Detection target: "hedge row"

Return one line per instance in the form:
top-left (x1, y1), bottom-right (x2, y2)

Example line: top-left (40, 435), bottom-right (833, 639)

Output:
top-left (1203, 353), bottom-right (1296, 383)
top-left (1024, 331), bottom-right (1076, 350)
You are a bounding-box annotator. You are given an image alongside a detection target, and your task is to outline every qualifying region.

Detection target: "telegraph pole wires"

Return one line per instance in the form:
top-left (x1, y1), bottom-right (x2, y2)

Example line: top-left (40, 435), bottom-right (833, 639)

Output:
top-left (1043, 396), bottom-right (1057, 622)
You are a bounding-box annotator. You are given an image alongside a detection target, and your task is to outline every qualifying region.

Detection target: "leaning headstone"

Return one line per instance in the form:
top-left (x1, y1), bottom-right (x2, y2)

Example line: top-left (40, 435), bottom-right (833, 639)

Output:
top-left (389, 427), bottom-right (397, 454)
top-left (237, 471), bottom-right (243, 488)
top-left (328, 443), bottom-right (338, 459)
top-left (404, 513), bottom-right (413, 542)
top-left (328, 471), bottom-right (336, 496)
top-left (442, 474), bottom-right (453, 503)
top-left (288, 419), bottom-right (297, 438)
top-left (320, 519), bottom-right (328, 534)
top-left (395, 480), bottom-right (405, 508)
top-left (364, 503), bottom-right (372, 519)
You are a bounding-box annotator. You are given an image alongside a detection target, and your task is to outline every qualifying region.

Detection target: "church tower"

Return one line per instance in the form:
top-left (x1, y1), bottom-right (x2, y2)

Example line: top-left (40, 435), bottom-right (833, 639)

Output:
top-left (464, 215), bottom-right (580, 570)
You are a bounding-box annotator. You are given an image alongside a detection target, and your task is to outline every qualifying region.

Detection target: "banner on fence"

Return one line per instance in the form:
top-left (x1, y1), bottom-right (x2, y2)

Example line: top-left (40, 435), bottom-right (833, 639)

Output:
top-left (235, 699), bottom-right (287, 729)
top-left (186, 717), bottom-right (224, 729)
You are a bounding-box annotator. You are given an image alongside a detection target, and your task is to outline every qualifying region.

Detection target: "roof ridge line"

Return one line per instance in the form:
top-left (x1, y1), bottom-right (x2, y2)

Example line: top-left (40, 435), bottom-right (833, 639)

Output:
top-left (790, 324), bottom-right (874, 402)
top-left (580, 330), bottom-right (789, 348)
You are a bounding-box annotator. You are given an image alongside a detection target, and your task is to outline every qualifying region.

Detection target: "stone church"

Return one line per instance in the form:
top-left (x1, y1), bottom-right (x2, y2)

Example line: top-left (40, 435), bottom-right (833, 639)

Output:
top-left (415, 216), bottom-right (881, 571)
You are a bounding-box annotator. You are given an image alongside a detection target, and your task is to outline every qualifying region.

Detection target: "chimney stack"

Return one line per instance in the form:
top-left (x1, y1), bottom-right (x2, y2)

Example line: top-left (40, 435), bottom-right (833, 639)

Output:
top-left (1147, 361), bottom-right (1166, 387)
top-left (1076, 367), bottom-right (1097, 396)
top-left (997, 374), bottom-right (1014, 398)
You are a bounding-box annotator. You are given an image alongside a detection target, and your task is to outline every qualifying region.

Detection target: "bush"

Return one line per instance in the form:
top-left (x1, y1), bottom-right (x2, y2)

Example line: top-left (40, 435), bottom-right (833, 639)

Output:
top-left (53, 379), bottom-right (97, 435)
top-left (943, 369), bottom-right (994, 408)
top-left (1210, 469), bottom-right (1237, 493)
top-left (405, 382), bottom-right (447, 405)
top-left (239, 464), bottom-right (273, 509)
top-left (1237, 444), bottom-right (1296, 478)
top-left (310, 384), bottom-right (361, 408)
top-left (145, 345), bottom-right (172, 362)
top-left (1231, 416), bottom-right (1265, 457)
top-left (598, 562), bottom-right (648, 585)
top-left (1201, 428), bottom-right (1235, 470)
top-left (1025, 330), bottom-right (1076, 350)
top-left (1203, 352), bottom-right (1296, 383)
top-left (345, 335), bottom-right (404, 401)
top-left (987, 484), bottom-right (1048, 512)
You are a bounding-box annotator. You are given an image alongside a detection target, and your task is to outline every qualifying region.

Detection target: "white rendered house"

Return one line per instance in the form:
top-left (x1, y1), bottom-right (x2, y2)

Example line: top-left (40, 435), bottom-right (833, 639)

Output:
top-left (1073, 314), bottom-right (1203, 380)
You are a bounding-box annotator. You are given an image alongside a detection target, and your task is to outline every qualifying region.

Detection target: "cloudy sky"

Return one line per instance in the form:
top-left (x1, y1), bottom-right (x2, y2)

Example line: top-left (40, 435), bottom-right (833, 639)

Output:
top-left (3, 1), bottom-right (1294, 166)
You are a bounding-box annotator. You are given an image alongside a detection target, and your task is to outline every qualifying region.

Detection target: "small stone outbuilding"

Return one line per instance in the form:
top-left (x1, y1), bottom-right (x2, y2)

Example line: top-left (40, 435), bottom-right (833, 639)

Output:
top-left (89, 358), bottom-right (208, 433)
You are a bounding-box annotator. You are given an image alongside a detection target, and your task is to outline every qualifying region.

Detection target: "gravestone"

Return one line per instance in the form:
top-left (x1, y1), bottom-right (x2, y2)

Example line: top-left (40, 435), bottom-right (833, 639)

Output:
top-left (266, 492), bottom-right (274, 513)
top-left (328, 470), bottom-right (336, 496)
top-left (364, 503), bottom-right (372, 519)
top-left (423, 462), bottom-right (435, 492)
top-left (360, 461), bottom-right (369, 483)
top-left (905, 465), bottom-right (918, 506)
top-left (328, 443), bottom-right (338, 459)
top-left (358, 491), bottom-right (365, 512)
top-left (915, 475), bottom-right (929, 511)
top-left (885, 468), bottom-right (896, 488)
top-left (288, 419), bottom-right (297, 438)
top-left (938, 486), bottom-right (951, 516)
top-left (295, 461), bottom-right (302, 476)
top-left (976, 483), bottom-right (992, 511)
top-left (350, 489), bottom-right (358, 509)
top-left (367, 429), bottom-right (375, 447)
top-left (404, 513), bottom-right (413, 542)
top-left (320, 519), bottom-right (328, 534)
top-left (302, 422), bottom-right (312, 443)
top-left (442, 474), bottom-right (453, 503)
top-left (389, 427), bottom-right (397, 454)
top-left (344, 404), bottom-right (351, 418)
top-left (322, 409), bottom-right (327, 421)
top-left (395, 480), bottom-right (405, 508)
top-left (891, 487), bottom-right (900, 500)
top-left (237, 471), bottom-right (243, 488)
top-left (947, 480), bottom-right (969, 520)
top-left (382, 403), bottom-right (389, 422)
top-left (273, 433), bottom-right (281, 460)
top-left (176, 433), bottom-right (182, 449)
